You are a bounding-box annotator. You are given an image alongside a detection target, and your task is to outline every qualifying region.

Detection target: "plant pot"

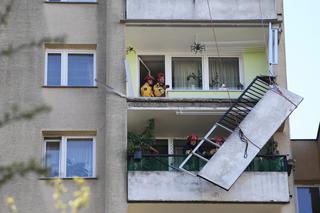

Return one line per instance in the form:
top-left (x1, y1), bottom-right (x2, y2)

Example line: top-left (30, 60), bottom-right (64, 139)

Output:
top-left (134, 150), bottom-right (142, 160)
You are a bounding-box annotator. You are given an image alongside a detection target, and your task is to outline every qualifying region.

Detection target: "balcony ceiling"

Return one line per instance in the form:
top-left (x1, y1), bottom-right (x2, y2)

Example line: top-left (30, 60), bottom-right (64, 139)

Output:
top-left (128, 109), bottom-right (229, 138)
top-left (125, 27), bottom-right (268, 53)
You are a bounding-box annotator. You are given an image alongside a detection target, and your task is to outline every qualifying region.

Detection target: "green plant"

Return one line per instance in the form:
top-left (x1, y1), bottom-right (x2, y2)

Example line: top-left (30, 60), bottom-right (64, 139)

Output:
top-left (259, 137), bottom-right (279, 155)
top-left (186, 70), bottom-right (202, 88)
top-left (127, 119), bottom-right (155, 154)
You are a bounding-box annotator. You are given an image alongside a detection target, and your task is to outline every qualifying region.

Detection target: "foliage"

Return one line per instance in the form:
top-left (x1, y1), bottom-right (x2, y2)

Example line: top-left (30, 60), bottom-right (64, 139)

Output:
top-left (259, 137), bottom-right (279, 155)
top-left (51, 178), bottom-right (91, 213)
top-left (0, 104), bottom-right (51, 128)
top-left (127, 119), bottom-right (155, 153)
top-left (0, 159), bottom-right (48, 190)
top-left (186, 70), bottom-right (202, 88)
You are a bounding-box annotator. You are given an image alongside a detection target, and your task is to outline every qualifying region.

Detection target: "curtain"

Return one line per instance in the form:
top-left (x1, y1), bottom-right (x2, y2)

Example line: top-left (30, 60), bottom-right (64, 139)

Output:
top-left (67, 139), bottom-right (93, 177)
top-left (45, 142), bottom-right (60, 177)
top-left (209, 58), bottom-right (240, 89)
top-left (172, 57), bottom-right (202, 90)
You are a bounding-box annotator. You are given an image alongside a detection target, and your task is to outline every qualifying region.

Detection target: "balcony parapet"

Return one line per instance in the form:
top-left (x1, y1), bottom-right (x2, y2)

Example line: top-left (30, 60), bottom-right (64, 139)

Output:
top-left (125, 0), bottom-right (277, 22)
top-left (128, 154), bottom-right (289, 202)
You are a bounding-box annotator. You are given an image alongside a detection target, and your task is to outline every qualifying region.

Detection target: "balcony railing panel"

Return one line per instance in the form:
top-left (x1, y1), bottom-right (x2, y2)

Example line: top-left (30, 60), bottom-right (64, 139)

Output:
top-left (126, 0), bottom-right (277, 21)
top-left (128, 154), bottom-right (288, 172)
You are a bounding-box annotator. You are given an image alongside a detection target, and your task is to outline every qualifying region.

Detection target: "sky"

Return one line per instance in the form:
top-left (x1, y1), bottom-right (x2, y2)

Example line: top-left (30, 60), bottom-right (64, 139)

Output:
top-left (283, 0), bottom-right (320, 139)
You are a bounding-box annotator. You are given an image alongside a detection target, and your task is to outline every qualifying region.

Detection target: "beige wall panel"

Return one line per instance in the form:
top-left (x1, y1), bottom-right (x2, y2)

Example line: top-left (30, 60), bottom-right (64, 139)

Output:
top-left (43, 4), bottom-right (98, 43)
top-left (292, 141), bottom-right (320, 182)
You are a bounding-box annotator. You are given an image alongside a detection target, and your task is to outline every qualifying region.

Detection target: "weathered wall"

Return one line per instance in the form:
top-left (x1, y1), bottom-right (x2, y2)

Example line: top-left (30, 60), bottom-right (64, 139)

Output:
top-left (126, 0), bottom-right (277, 20)
top-left (0, 0), bottom-right (127, 213)
top-left (128, 171), bottom-right (289, 202)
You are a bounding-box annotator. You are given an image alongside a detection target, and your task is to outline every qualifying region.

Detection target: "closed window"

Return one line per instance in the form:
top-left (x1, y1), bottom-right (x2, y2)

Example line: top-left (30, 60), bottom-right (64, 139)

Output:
top-left (297, 187), bottom-right (320, 213)
top-left (172, 57), bottom-right (202, 90)
top-left (44, 137), bottom-right (96, 178)
top-left (209, 57), bottom-right (241, 89)
top-left (45, 50), bottom-right (96, 87)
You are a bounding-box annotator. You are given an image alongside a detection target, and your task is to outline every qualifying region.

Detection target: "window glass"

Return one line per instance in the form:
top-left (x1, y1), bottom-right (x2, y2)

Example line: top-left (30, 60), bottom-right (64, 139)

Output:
top-left (209, 57), bottom-right (241, 89)
top-left (66, 139), bottom-right (93, 177)
top-left (152, 139), bottom-right (168, 154)
top-left (297, 187), bottom-right (320, 213)
top-left (45, 142), bottom-right (60, 177)
top-left (47, 54), bottom-right (61, 86)
top-left (68, 54), bottom-right (94, 86)
top-left (172, 57), bottom-right (202, 90)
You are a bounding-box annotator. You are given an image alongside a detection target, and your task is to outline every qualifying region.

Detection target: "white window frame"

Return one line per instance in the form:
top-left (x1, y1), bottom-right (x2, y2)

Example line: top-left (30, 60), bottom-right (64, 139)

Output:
top-left (136, 52), bottom-right (244, 95)
top-left (45, 49), bottom-right (96, 86)
top-left (206, 55), bottom-right (244, 91)
top-left (170, 54), bottom-right (205, 91)
top-left (44, 136), bottom-right (96, 178)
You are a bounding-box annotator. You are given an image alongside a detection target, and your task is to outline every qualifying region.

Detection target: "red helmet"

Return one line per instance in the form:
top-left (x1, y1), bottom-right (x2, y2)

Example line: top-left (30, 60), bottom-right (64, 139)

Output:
top-left (144, 74), bottom-right (154, 82)
top-left (214, 136), bottom-right (225, 145)
top-left (157, 72), bottom-right (165, 81)
top-left (187, 134), bottom-right (198, 142)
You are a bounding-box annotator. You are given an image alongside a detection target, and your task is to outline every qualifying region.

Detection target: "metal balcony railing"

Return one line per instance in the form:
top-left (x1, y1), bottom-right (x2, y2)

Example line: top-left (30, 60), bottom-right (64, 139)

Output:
top-left (128, 154), bottom-right (288, 172)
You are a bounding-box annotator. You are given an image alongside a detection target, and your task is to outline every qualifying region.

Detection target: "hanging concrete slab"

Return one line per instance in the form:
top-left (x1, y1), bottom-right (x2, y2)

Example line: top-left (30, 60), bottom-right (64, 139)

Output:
top-left (197, 87), bottom-right (303, 190)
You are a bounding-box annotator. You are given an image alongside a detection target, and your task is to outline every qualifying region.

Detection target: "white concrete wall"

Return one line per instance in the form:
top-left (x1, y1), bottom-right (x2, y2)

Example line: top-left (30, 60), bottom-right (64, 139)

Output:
top-left (126, 0), bottom-right (276, 20)
top-left (128, 171), bottom-right (289, 202)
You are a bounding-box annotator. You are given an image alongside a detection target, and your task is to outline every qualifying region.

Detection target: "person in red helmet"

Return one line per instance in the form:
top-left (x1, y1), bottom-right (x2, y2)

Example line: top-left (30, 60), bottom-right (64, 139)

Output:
top-left (207, 136), bottom-right (225, 156)
top-left (140, 74), bottom-right (155, 97)
top-left (153, 72), bottom-right (168, 97)
top-left (183, 134), bottom-right (201, 154)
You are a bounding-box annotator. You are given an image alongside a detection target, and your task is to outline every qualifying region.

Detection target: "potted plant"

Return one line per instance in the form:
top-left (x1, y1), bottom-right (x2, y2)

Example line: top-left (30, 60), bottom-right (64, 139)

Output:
top-left (186, 70), bottom-right (202, 89)
top-left (127, 119), bottom-right (155, 160)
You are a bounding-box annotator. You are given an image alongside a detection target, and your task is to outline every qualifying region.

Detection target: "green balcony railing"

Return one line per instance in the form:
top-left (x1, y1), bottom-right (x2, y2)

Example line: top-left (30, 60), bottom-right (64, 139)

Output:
top-left (128, 154), bottom-right (288, 173)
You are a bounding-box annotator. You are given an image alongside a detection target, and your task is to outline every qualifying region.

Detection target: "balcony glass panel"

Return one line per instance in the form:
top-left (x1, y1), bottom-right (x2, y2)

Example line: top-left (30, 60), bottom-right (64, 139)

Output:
top-left (128, 154), bottom-right (288, 172)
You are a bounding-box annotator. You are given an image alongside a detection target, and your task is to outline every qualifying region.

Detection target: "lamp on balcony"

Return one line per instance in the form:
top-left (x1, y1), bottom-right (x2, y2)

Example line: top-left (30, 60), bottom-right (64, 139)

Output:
top-left (190, 41), bottom-right (206, 54)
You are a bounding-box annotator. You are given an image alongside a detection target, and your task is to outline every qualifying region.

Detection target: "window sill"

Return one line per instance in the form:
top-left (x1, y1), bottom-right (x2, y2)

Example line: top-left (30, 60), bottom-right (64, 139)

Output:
top-left (39, 177), bottom-right (98, 180)
top-left (44, 1), bottom-right (98, 5)
top-left (42, 86), bottom-right (98, 88)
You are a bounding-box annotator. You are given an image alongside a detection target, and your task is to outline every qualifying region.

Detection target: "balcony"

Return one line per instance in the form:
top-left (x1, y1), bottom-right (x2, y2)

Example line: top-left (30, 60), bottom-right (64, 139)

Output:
top-left (125, 0), bottom-right (277, 22)
top-left (125, 26), bottom-right (269, 100)
top-left (128, 154), bottom-right (290, 202)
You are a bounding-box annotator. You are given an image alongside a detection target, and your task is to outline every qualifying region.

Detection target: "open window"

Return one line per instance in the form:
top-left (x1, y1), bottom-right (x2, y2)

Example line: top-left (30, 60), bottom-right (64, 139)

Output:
top-left (139, 55), bottom-right (165, 94)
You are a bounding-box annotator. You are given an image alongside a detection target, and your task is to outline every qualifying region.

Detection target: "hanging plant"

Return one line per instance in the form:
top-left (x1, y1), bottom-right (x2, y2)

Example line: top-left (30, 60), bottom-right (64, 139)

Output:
top-left (127, 119), bottom-right (155, 156)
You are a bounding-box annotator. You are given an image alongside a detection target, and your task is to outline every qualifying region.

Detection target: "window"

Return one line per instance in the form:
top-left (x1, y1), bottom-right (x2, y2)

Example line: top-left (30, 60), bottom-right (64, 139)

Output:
top-left (172, 57), bottom-right (202, 90)
top-left (297, 187), bottom-right (320, 213)
top-left (45, 50), bottom-right (96, 87)
top-left (209, 57), bottom-right (241, 90)
top-left (44, 137), bottom-right (96, 178)
top-left (139, 55), bottom-right (165, 90)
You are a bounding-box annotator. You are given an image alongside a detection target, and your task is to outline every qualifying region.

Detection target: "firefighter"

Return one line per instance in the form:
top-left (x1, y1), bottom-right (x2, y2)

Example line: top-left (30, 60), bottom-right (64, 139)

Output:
top-left (183, 134), bottom-right (200, 154)
top-left (140, 74), bottom-right (155, 97)
top-left (153, 72), bottom-right (167, 97)
top-left (207, 136), bottom-right (225, 156)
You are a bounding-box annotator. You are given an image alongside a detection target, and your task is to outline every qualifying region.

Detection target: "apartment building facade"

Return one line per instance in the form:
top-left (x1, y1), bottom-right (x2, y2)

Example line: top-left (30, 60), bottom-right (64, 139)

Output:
top-left (0, 0), bottom-right (300, 213)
